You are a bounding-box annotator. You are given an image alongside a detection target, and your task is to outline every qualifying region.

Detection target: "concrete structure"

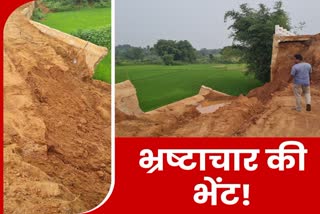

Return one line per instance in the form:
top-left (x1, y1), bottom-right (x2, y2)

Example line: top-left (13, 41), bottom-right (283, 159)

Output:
top-left (30, 21), bottom-right (108, 74)
top-left (270, 25), bottom-right (311, 81)
top-left (199, 85), bottom-right (230, 96)
top-left (115, 80), bottom-right (143, 115)
top-left (275, 25), bottom-right (295, 36)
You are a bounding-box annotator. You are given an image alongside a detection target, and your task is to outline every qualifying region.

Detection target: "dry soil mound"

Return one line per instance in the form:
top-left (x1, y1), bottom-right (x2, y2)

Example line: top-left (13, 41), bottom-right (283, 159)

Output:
top-left (4, 3), bottom-right (111, 213)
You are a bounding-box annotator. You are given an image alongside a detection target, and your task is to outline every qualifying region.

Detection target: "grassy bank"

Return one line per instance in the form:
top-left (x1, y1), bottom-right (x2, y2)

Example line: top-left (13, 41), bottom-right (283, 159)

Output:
top-left (40, 8), bottom-right (111, 33)
top-left (40, 8), bottom-right (111, 83)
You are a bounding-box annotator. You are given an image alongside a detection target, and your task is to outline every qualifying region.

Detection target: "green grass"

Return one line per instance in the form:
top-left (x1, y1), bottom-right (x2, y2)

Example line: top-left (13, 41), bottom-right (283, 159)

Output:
top-left (93, 54), bottom-right (111, 83)
top-left (40, 8), bottom-right (111, 83)
top-left (40, 8), bottom-right (111, 34)
top-left (116, 64), bottom-right (263, 112)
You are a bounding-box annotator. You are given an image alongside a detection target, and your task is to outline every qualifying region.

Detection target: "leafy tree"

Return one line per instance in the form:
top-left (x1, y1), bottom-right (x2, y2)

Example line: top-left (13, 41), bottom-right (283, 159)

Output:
top-left (198, 48), bottom-right (221, 56)
top-left (117, 46), bottom-right (144, 61)
top-left (128, 47), bottom-right (144, 61)
top-left (175, 40), bottom-right (196, 62)
top-left (224, 1), bottom-right (291, 82)
top-left (209, 54), bottom-right (214, 63)
top-left (220, 46), bottom-right (242, 63)
top-left (162, 54), bottom-right (174, 65)
top-left (154, 40), bottom-right (179, 58)
top-left (153, 40), bottom-right (197, 65)
top-left (196, 48), bottom-right (221, 64)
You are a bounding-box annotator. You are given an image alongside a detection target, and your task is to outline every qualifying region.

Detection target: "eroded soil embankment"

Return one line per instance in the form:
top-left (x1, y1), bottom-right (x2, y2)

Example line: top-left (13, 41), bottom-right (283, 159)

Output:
top-left (116, 34), bottom-right (320, 137)
top-left (243, 34), bottom-right (320, 136)
top-left (4, 4), bottom-right (110, 213)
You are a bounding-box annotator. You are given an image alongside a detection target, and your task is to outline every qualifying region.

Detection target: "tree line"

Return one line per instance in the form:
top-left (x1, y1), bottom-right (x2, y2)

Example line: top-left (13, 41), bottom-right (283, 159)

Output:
top-left (116, 41), bottom-right (242, 66)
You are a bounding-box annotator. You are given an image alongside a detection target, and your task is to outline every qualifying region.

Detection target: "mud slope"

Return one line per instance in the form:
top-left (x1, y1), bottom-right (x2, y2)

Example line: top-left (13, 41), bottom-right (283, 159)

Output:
top-left (116, 34), bottom-right (320, 137)
top-left (243, 34), bottom-right (320, 136)
top-left (4, 4), bottom-right (110, 213)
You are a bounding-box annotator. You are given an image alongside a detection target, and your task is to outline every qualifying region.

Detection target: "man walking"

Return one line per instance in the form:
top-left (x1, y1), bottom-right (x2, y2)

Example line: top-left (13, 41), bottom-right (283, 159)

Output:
top-left (289, 54), bottom-right (312, 112)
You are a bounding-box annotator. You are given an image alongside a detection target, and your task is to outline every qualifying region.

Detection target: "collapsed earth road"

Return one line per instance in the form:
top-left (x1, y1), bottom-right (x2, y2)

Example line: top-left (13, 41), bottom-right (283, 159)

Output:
top-left (4, 3), bottom-right (111, 213)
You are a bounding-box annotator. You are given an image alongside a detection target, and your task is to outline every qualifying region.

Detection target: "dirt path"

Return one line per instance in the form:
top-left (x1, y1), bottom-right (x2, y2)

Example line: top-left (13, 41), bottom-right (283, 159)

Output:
top-left (243, 88), bottom-right (320, 136)
top-left (4, 3), bottom-right (110, 213)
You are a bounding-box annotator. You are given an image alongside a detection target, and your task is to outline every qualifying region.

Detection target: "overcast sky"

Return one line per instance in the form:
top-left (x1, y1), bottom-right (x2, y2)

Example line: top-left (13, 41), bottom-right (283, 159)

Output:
top-left (116, 0), bottom-right (320, 49)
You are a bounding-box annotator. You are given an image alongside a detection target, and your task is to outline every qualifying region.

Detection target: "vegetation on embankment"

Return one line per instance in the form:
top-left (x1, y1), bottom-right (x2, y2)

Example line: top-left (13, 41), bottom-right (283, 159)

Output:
top-left (32, 1), bottom-right (111, 83)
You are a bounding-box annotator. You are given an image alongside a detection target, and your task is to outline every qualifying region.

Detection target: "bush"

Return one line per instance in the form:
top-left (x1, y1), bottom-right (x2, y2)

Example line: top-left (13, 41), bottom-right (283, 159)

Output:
top-left (43, 0), bottom-right (75, 12)
top-left (172, 60), bottom-right (187, 66)
top-left (32, 8), bottom-right (45, 21)
top-left (71, 26), bottom-right (111, 49)
top-left (94, 0), bottom-right (111, 8)
top-left (42, 0), bottom-right (110, 12)
top-left (143, 57), bottom-right (163, 65)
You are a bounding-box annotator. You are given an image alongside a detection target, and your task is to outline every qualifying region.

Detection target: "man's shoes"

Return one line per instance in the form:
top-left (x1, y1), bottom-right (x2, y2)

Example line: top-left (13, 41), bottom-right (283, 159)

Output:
top-left (306, 104), bottom-right (311, 112)
top-left (292, 107), bottom-right (301, 112)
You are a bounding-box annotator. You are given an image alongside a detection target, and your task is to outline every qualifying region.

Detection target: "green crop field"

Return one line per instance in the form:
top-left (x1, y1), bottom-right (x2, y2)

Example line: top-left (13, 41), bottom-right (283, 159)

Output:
top-left (41, 8), bottom-right (111, 34)
top-left (40, 8), bottom-right (111, 83)
top-left (116, 64), bottom-right (263, 112)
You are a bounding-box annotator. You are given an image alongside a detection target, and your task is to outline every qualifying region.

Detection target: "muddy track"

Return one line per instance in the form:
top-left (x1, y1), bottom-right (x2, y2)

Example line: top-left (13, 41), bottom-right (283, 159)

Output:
top-left (243, 88), bottom-right (320, 136)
